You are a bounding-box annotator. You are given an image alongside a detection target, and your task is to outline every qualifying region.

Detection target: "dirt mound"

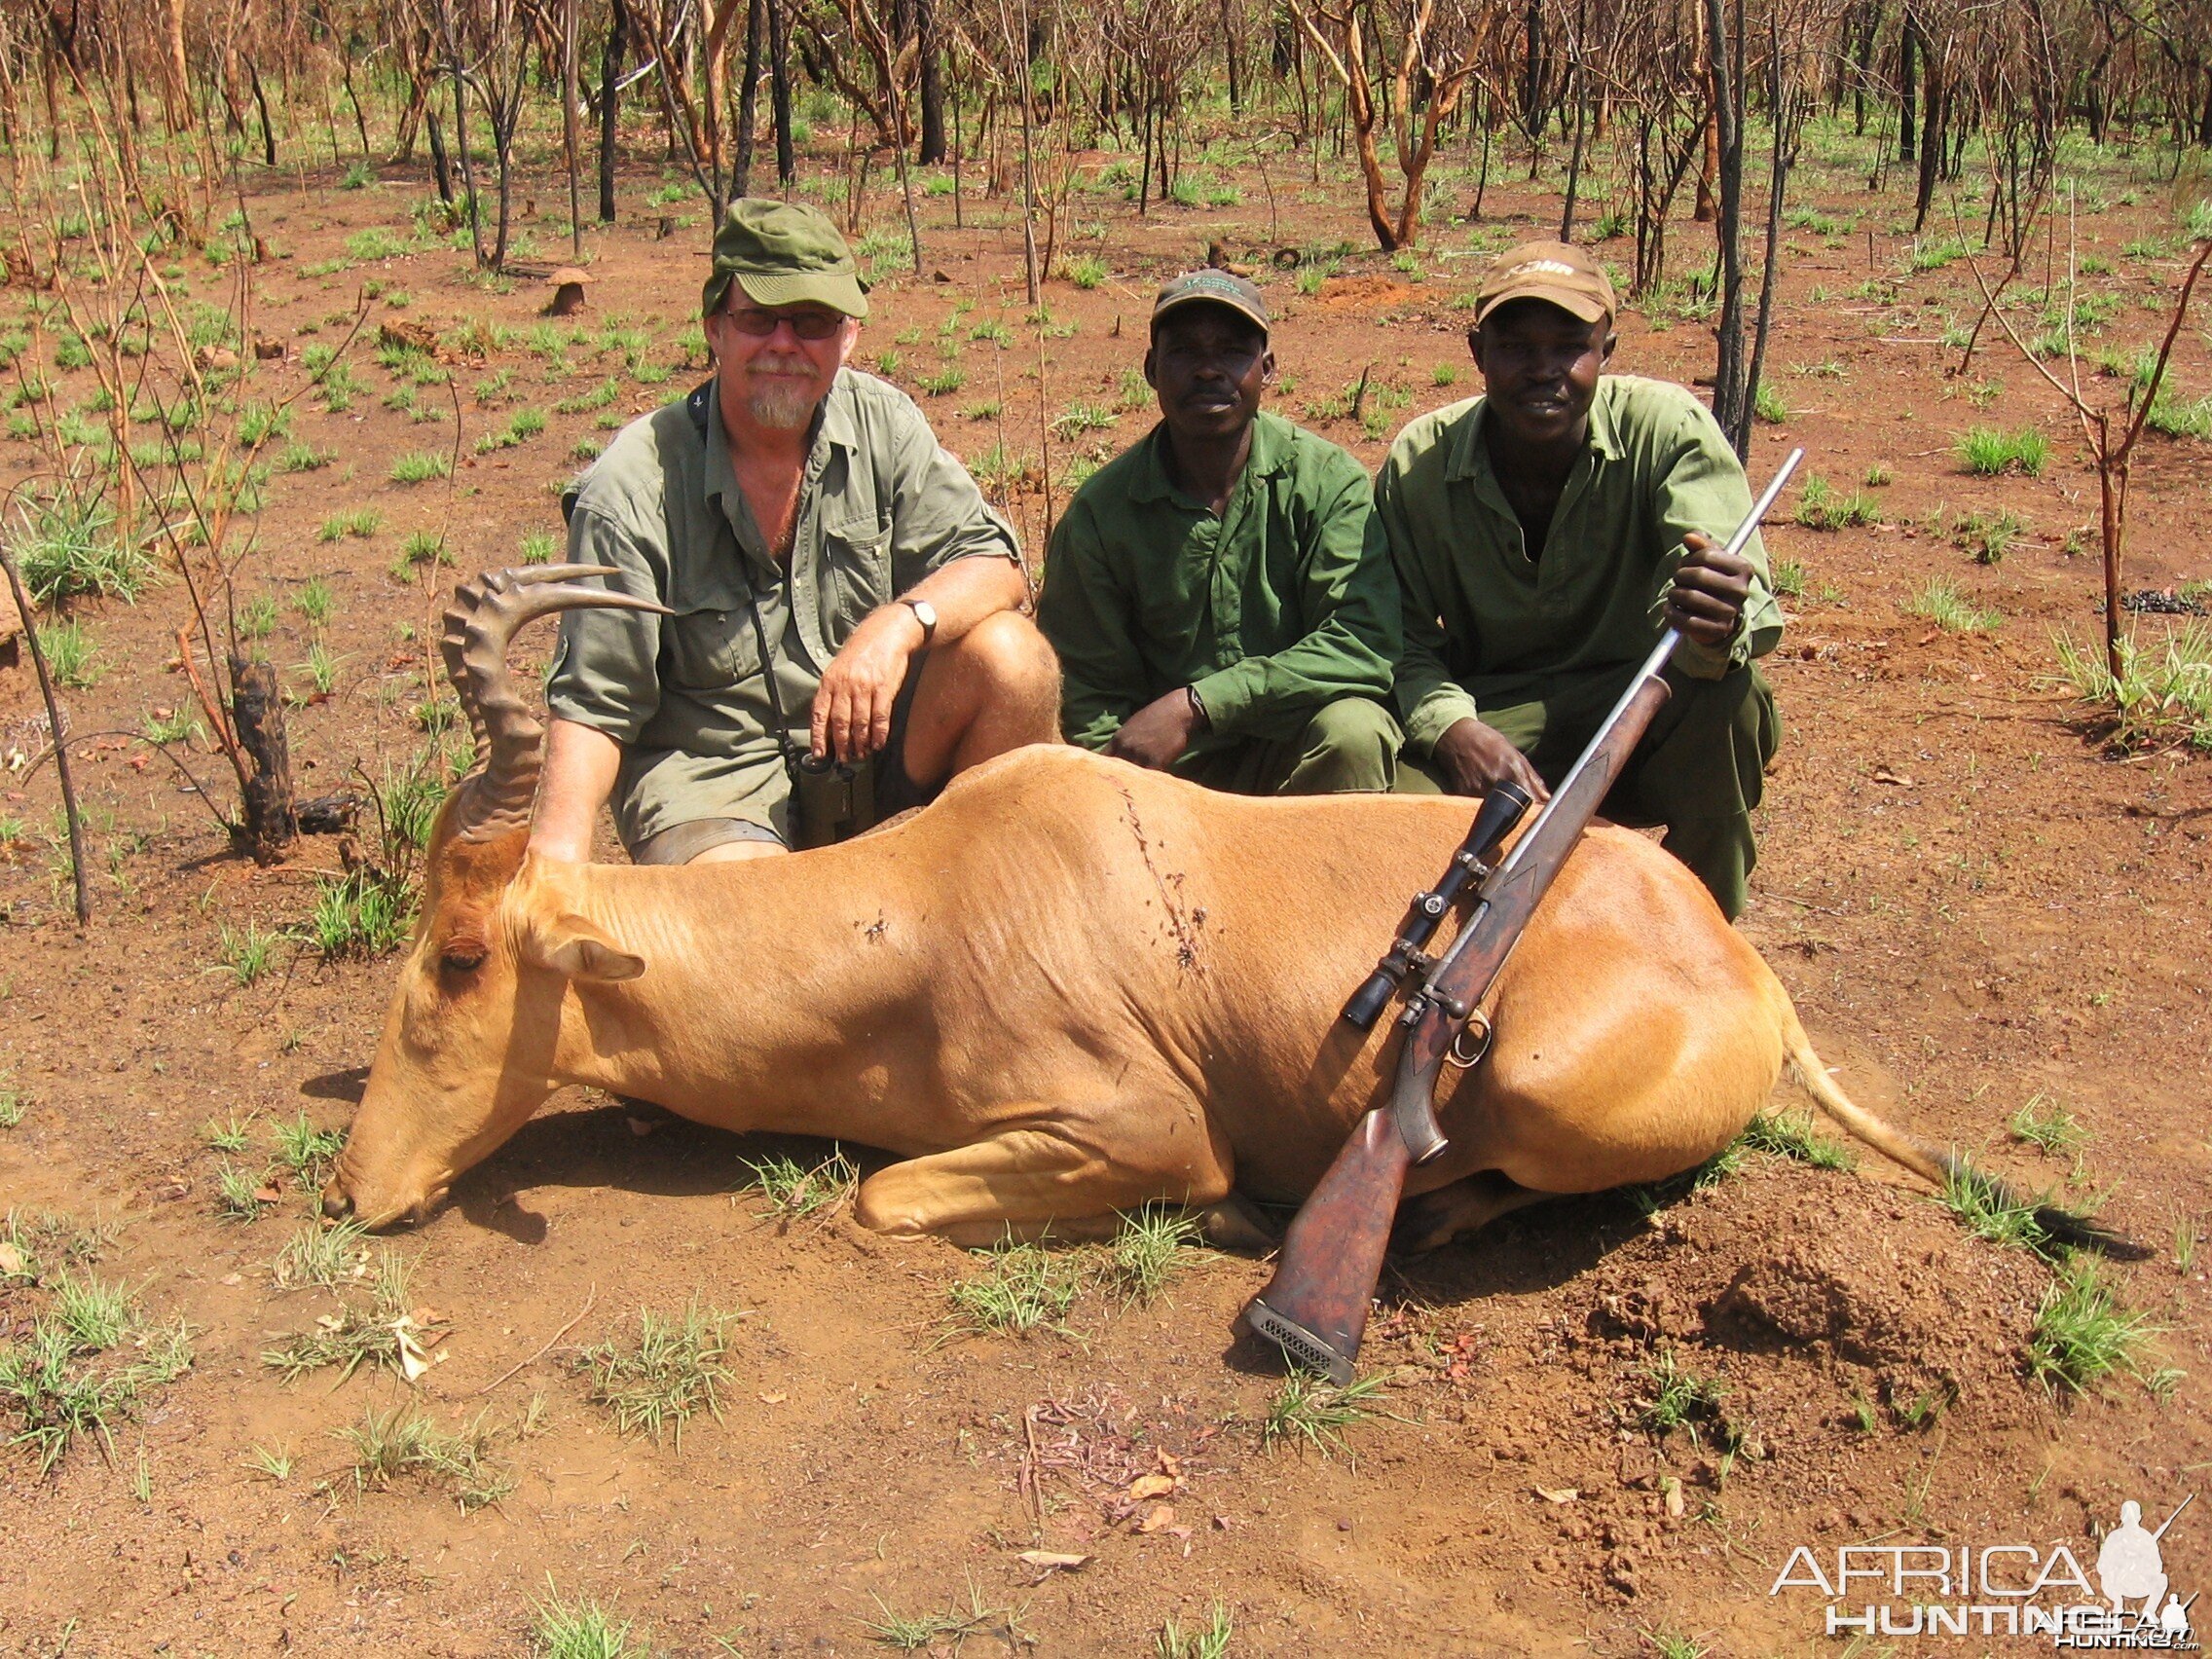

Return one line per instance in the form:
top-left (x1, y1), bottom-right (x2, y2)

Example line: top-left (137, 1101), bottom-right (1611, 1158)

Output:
top-left (1583, 1161), bottom-right (2048, 1425)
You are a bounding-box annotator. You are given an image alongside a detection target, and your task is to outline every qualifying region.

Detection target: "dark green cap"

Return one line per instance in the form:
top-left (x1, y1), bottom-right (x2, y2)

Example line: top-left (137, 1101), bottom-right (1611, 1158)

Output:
top-left (1151, 269), bottom-right (1269, 337)
top-left (702, 198), bottom-right (870, 320)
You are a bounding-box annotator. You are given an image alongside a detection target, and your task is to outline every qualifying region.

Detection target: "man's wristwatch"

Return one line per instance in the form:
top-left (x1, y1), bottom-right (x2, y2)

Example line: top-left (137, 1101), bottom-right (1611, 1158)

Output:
top-left (898, 597), bottom-right (939, 645)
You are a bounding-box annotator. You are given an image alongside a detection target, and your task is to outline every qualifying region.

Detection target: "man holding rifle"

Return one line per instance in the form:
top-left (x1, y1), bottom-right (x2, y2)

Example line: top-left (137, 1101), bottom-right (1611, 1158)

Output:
top-left (1380, 240), bottom-right (1783, 919)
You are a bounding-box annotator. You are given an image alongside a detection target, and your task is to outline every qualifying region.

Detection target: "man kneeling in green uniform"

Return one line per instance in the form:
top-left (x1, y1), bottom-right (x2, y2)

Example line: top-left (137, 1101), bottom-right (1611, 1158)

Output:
top-left (532, 200), bottom-right (1059, 866)
top-left (1037, 272), bottom-right (1403, 793)
top-left (1380, 240), bottom-right (1782, 919)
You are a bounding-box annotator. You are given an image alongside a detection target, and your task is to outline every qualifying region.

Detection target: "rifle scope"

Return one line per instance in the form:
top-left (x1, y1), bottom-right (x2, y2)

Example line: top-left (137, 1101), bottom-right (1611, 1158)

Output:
top-left (1341, 779), bottom-right (1532, 1030)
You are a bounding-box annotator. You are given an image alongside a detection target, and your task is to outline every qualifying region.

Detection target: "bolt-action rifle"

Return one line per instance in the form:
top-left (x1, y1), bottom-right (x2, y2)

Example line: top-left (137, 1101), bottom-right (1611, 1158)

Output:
top-left (1242, 448), bottom-right (1804, 1384)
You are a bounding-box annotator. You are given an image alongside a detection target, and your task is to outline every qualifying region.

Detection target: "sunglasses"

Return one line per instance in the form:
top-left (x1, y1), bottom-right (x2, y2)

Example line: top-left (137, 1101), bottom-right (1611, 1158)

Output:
top-left (721, 306), bottom-right (846, 341)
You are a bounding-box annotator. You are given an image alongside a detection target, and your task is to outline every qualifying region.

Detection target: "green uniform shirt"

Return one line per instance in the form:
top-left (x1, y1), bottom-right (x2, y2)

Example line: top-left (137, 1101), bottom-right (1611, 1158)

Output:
top-left (545, 370), bottom-right (1020, 846)
top-left (1378, 374), bottom-right (1783, 756)
top-left (1037, 411), bottom-right (1401, 750)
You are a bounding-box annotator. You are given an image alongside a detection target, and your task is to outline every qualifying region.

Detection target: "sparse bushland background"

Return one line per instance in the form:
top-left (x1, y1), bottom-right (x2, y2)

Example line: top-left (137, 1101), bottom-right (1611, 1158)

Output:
top-left (0, 2), bottom-right (2208, 1653)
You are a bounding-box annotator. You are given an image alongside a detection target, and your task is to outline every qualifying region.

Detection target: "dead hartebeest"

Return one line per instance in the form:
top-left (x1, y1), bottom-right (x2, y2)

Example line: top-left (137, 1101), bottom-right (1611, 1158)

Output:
top-left (327, 569), bottom-right (2091, 1256)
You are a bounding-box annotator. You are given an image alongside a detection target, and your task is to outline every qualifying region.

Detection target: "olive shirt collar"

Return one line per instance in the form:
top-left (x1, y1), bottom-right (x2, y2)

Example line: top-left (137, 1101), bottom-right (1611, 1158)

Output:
top-left (1441, 385), bottom-right (1625, 549)
top-left (1123, 410), bottom-right (1294, 509)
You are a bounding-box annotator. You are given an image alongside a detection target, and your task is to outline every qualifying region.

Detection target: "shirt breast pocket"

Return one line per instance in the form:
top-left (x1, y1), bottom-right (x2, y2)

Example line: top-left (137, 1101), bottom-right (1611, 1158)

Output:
top-left (821, 518), bottom-right (893, 644)
top-left (661, 604), bottom-right (760, 690)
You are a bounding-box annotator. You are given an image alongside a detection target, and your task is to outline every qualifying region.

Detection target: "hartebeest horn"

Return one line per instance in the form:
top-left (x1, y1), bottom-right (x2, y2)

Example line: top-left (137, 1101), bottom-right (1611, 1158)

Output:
top-left (440, 565), bottom-right (669, 843)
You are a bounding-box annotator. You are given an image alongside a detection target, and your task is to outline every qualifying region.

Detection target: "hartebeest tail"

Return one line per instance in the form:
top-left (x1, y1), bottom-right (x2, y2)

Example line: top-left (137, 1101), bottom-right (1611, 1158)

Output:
top-left (1777, 1010), bottom-right (2143, 1258)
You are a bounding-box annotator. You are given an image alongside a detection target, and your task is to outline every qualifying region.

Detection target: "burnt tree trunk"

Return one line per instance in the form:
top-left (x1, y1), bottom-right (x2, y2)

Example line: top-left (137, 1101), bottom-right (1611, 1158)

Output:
top-left (734, 0), bottom-right (764, 194)
top-left (229, 658), bottom-right (297, 866)
top-left (1898, 19), bottom-right (1917, 161)
top-left (916, 0), bottom-right (946, 163)
top-left (600, 0), bottom-right (626, 221)
top-left (768, 0), bottom-right (795, 184)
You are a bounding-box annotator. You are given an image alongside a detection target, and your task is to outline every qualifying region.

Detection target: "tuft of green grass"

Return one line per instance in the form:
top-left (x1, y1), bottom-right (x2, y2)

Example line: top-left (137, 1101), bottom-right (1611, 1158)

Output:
top-left (1049, 402), bottom-right (1115, 439)
top-left (2009, 1094), bottom-right (2089, 1158)
top-left (1904, 576), bottom-right (2000, 634)
top-left (295, 577), bottom-right (336, 628)
top-left (1936, 1159), bottom-right (2053, 1255)
top-left (2050, 623), bottom-right (2212, 753)
top-left (202, 1112), bottom-right (255, 1153)
top-left (1940, 506), bottom-right (2025, 564)
top-left (305, 868), bottom-right (416, 958)
top-left (270, 1217), bottom-right (370, 1290)
top-left (1863, 461), bottom-right (1892, 486)
top-left (237, 593), bottom-right (279, 641)
top-left (531, 1577), bottom-right (640, 1658)
top-left (337, 1402), bottom-right (515, 1510)
top-left (2028, 1256), bottom-right (2168, 1398)
top-left (275, 1112), bottom-right (348, 1190)
top-left (389, 449), bottom-right (453, 484)
top-left (1103, 1206), bottom-right (1201, 1306)
top-left (16, 486), bottom-right (153, 605)
top-left (1636, 1348), bottom-right (1736, 1450)
top-left (916, 367), bottom-right (965, 396)
top-left (863, 1580), bottom-right (1029, 1654)
top-left (1955, 424), bottom-right (2047, 477)
top-left (572, 1299), bottom-right (734, 1446)
top-left (1792, 474), bottom-right (1879, 530)
top-left (736, 1149), bottom-right (858, 1220)
top-left (264, 1246), bottom-right (441, 1383)
top-left (1155, 1602), bottom-right (1234, 1659)
top-left (217, 922), bottom-right (282, 986)
top-left (35, 620), bottom-right (99, 688)
top-left (1061, 253), bottom-right (1109, 289)
top-left (0, 1088), bottom-right (24, 1130)
top-left (0, 1275), bottom-right (193, 1473)
top-left (1737, 1109), bottom-right (1856, 1170)
top-left (1753, 383), bottom-right (1788, 424)
top-left (1262, 1368), bottom-right (1389, 1457)
top-left (942, 1238), bottom-right (1086, 1339)
top-left (213, 1160), bottom-right (273, 1224)
top-left (316, 505), bottom-right (381, 542)
top-left (520, 528), bottom-right (559, 565)
top-left (1770, 557), bottom-right (1805, 599)
top-left (242, 1442), bottom-right (294, 1482)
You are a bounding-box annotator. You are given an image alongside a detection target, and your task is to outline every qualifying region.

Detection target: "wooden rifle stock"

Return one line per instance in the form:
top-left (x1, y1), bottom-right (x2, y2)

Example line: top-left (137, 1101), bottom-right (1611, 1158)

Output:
top-left (1244, 448), bottom-right (1804, 1382)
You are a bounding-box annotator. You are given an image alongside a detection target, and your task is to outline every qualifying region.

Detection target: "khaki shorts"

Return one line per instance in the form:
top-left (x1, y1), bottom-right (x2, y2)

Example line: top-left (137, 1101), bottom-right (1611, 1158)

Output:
top-left (628, 651), bottom-right (935, 866)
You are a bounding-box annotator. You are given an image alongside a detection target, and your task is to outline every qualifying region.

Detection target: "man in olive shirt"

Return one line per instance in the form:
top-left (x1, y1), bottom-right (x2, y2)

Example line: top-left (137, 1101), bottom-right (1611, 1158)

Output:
top-left (1381, 241), bottom-right (1783, 918)
top-left (1038, 272), bottom-right (1402, 793)
top-left (535, 200), bottom-right (1058, 865)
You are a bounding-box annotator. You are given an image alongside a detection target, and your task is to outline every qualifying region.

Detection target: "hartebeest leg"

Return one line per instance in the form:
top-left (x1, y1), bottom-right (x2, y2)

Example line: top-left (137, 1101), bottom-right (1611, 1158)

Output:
top-left (854, 1120), bottom-right (1234, 1248)
top-left (1393, 1170), bottom-right (1553, 1255)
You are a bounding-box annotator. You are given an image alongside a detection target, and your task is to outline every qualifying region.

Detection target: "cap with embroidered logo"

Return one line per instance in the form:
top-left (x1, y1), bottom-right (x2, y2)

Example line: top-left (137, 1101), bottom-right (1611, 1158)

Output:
top-left (703, 198), bottom-right (870, 320)
top-left (1473, 240), bottom-right (1616, 329)
top-left (1150, 269), bottom-right (1270, 337)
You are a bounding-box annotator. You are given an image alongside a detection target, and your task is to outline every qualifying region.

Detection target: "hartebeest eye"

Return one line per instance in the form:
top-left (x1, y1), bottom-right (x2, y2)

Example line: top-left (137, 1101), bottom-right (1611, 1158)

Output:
top-left (438, 947), bottom-right (487, 975)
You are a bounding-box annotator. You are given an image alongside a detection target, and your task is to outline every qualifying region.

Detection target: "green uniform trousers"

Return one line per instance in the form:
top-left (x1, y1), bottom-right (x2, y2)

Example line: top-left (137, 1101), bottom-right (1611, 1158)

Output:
top-left (1175, 695), bottom-right (1402, 796)
top-left (1400, 664), bottom-right (1779, 919)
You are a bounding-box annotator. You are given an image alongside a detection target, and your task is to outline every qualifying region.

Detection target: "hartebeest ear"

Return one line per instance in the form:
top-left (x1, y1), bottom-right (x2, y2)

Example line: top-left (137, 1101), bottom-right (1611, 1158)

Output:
top-left (527, 913), bottom-right (646, 982)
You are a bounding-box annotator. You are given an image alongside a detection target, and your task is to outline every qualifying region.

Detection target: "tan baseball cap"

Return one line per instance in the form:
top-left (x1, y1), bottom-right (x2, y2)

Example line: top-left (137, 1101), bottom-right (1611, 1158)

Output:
top-left (702, 198), bottom-right (870, 320)
top-left (1473, 240), bottom-right (1616, 328)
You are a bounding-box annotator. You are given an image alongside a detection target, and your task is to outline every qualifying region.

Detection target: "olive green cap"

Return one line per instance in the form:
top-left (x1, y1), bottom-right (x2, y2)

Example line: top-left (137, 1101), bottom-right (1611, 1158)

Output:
top-left (702, 198), bottom-right (870, 320)
top-left (1151, 269), bottom-right (1270, 338)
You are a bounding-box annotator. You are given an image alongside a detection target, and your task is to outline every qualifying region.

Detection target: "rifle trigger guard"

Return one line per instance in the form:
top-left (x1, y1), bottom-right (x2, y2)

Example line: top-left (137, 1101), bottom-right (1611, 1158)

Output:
top-left (1446, 1008), bottom-right (1494, 1073)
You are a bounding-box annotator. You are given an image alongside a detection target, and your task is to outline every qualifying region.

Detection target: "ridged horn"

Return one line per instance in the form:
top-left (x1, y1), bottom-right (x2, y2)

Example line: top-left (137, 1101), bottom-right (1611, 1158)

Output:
top-left (439, 565), bottom-right (669, 844)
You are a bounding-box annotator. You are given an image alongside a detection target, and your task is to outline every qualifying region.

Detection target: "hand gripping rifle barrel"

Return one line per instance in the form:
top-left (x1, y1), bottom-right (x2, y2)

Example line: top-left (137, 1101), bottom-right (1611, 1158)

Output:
top-left (1242, 447), bottom-right (1804, 1385)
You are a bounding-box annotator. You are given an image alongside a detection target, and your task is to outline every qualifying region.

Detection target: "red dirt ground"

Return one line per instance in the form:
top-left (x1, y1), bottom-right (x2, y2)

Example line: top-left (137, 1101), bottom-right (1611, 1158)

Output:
top-left (1, 128), bottom-right (2208, 1656)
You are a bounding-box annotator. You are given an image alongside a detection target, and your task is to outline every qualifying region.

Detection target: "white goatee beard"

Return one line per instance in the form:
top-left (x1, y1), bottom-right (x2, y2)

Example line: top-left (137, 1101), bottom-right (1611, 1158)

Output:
top-left (745, 377), bottom-right (821, 430)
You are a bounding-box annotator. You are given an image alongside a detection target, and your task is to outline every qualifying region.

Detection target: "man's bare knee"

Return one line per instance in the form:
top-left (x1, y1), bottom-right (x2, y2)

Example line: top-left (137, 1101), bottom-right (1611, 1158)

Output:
top-left (955, 610), bottom-right (1060, 703)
